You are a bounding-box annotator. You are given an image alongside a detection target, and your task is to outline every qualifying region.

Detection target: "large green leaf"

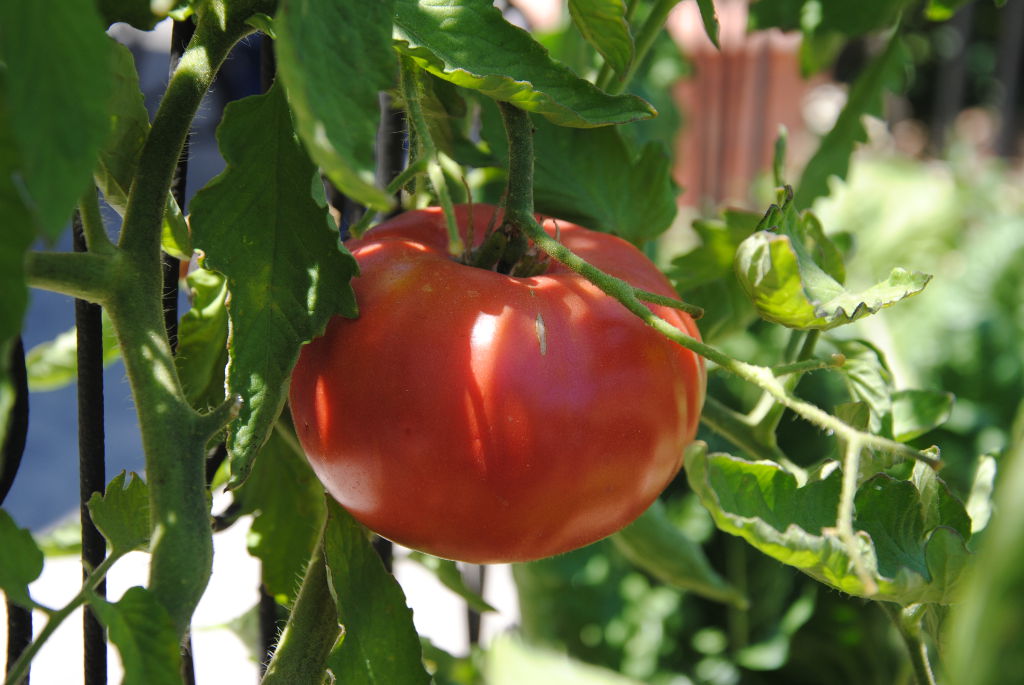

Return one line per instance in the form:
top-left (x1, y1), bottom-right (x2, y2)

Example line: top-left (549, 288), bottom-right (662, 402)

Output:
top-left (685, 446), bottom-right (972, 605)
top-left (276, 0), bottom-right (395, 212)
top-left (87, 471), bottom-right (151, 555)
top-left (568, 0), bottom-right (634, 77)
top-left (94, 40), bottom-right (190, 259)
top-left (0, 0), bottom-right (112, 240)
top-left (91, 586), bottom-right (182, 685)
top-left (323, 500), bottom-right (430, 684)
top-left (394, 0), bottom-right (654, 128)
top-left (482, 106), bottom-right (675, 242)
top-left (0, 509), bottom-right (43, 608)
top-left (235, 427), bottom-right (326, 606)
top-left (189, 82), bottom-right (359, 487)
top-left (794, 33), bottom-right (909, 208)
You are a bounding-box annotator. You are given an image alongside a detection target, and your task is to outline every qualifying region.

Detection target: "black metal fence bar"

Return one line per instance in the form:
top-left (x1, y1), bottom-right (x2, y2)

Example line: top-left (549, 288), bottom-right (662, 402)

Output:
top-left (73, 211), bottom-right (107, 685)
top-left (3, 337), bottom-right (31, 684)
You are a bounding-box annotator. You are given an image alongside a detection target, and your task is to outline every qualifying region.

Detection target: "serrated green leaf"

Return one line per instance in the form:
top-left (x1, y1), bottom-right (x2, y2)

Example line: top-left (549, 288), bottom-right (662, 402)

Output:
top-left (685, 447), bottom-right (972, 605)
top-left (482, 106), bottom-right (675, 241)
top-left (0, 0), bottom-right (112, 240)
top-left (189, 82), bottom-right (359, 487)
top-left (795, 33), bottom-right (908, 208)
top-left (394, 0), bottom-right (655, 128)
top-left (235, 428), bottom-right (326, 605)
top-left (276, 0), bottom-right (395, 212)
top-left (735, 230), bottom-right (930, 331)
top-left (966, 454), bottom-right (997, 535)
top-left (87, 472), bottom-right (150, 555)
top-left (406, 552), bottom-right (495, 614)
top-left (91, 586), bottom-right (181, 685)
top-left (486, 633), bottom-right (644, 685)
top-left (323, 500), bottom-right (430, 684)
top-left (611, 496), bottom-right (747, 608)
top-left (568, 0), bottom-right (634, 77)
top-left (892, 389), bottom-right (954, 442)
top-left (0, 508), bottom-right (43, 608)
top-left (94, 41), bottom-right (191, 260)
top-left (175, 267), bottom-right (229, 411)
top-left (25, 312), bottom-right (120, 392)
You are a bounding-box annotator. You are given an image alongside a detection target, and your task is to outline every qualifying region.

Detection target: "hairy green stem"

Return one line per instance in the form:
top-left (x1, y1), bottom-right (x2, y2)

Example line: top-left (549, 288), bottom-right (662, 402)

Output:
top-left (837, 437), bottom-right (875, 593)
top-left (3, 554), bottom-right (120, 685)
top-left (260, 534), bottom-right (339, 685)
top-left (882, 603), bottom-right (938, 685)
top-left (104, 1), bottom-right (264, 637)
top-left (25, 251), bottom-right (116, 304)
top-left (78, 186), bottom-right (114, 254)
top-left (399, 58), bottom-right (462, 253)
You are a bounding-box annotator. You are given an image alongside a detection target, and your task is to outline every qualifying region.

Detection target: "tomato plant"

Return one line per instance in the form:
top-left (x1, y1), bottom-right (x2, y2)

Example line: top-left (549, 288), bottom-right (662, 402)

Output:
top-left (2, 0), bottom-right (1022, 683)
top-left (290, 204), bottom-right (705, 562)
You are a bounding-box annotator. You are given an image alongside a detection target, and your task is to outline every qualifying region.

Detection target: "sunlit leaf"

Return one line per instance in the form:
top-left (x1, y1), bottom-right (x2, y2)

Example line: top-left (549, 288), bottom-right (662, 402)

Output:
top-left (686, 445), bottom-right (971, 605)
top-left (87, 471), bottom-right (150, 555)
top-left (276, 0), bottom-right (395, 211)
top-left (394, 0), bottom-right (655, 128)
top-left (485, 633), bottom-right (643, 684)
top-left (323, 500), bottom-right (430, 683)
top-left (568, 0), bottom-right (634, 77)
top-left (892, 389), bottom-right (954, 442)
top-left (91, 586), bottom-right (181, 685)
top-left (189, 82), bottom-right (359, 487)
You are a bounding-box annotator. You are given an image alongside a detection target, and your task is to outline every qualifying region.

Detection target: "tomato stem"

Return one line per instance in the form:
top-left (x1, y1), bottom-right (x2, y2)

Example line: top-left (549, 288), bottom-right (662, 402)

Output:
top-left (399, 57), bottom-right (464, 255)
top-left (260, 528), bottom-right (339, 685)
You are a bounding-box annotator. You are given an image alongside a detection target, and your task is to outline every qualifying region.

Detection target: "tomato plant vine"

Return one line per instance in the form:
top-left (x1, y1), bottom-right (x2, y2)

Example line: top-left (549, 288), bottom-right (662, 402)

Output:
top-left (1, 0), bottom-right (1019, 683)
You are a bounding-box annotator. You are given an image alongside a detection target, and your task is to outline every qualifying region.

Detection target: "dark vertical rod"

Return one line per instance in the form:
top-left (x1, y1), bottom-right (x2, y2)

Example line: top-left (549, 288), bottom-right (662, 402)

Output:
top-left (930, 2), bottom-right (974, 153)
top-left (995, 0), bottom-right (1024, 156)
top-left (3, 337), bottom-right (31, 684)
top-left (74, 211), bottom-right (107, 685)
top-left (168, 18), bottom-right (197, 684)
top-left (463, 564), bottom-right (486, 647)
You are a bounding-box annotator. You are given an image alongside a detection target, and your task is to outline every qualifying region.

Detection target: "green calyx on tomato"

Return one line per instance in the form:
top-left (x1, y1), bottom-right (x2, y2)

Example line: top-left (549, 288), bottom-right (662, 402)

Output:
top-left (289, 204), bottom-right (706, 563)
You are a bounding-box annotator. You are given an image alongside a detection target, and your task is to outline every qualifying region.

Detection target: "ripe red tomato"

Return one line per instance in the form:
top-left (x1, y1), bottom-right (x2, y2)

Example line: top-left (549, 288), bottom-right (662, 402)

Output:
top-left (289, 204), bottom-right (705, 563)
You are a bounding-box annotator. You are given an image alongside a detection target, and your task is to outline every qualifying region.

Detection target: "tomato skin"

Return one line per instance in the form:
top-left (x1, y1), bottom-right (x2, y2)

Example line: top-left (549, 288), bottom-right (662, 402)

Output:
top-left (289, 205), bottom-right (705, 563)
